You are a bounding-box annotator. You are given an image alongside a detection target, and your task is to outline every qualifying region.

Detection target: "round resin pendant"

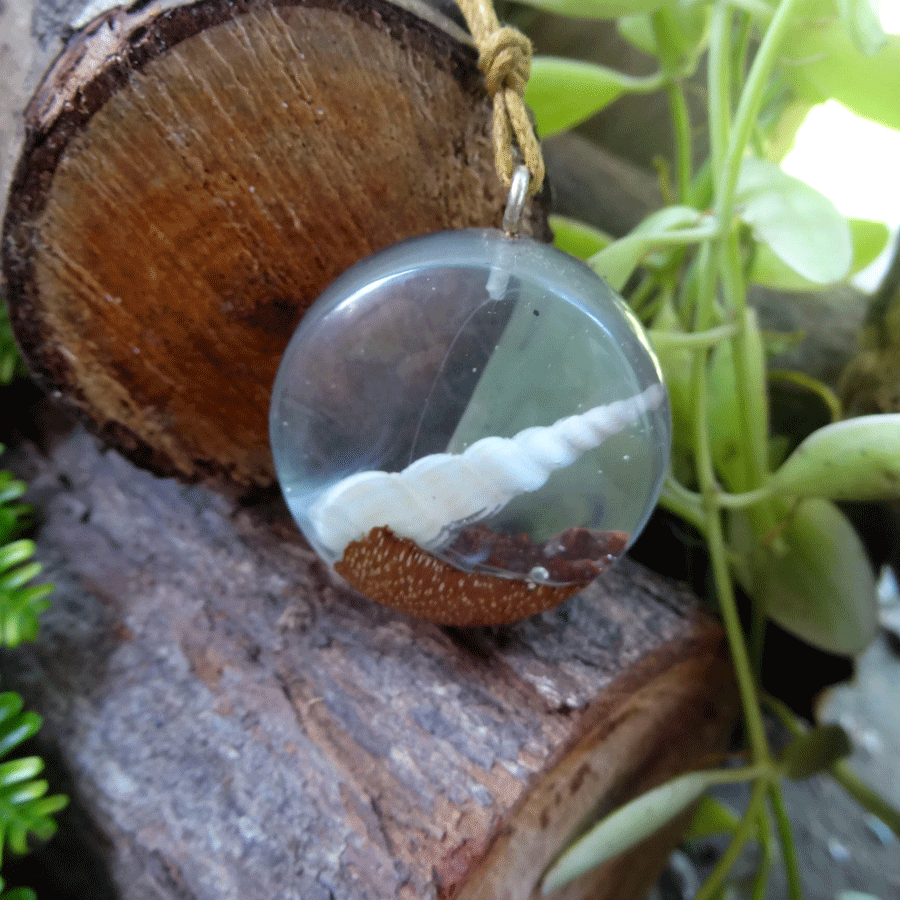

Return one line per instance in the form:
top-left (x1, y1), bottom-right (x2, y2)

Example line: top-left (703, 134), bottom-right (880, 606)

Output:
top-left (270, 229), bottom-right (671, 625)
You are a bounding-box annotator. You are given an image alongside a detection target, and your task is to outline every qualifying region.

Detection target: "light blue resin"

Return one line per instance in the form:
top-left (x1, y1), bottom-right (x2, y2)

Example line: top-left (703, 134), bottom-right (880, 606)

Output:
top-left (270, 229), bottom-right (671, 578)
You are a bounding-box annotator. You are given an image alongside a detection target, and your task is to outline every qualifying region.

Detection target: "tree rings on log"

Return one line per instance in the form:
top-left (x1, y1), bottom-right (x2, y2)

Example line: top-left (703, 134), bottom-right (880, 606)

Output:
top-left (2, 0), bottom-right (549, 486)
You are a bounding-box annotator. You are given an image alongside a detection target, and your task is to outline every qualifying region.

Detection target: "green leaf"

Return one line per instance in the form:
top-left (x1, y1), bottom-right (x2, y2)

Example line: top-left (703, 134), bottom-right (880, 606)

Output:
top-left (650, 300), bottom-right (695, 478)
top-left (27, 795), bottom-right (68, 819)
top-left (0, 695), bottom-right (23, 724)
top-left (780, 724), bottom-right (852, 778)
top-left (837, 0), bottom-right (887, 56)
top-left (707, 309), bottom-right (769, 493)
top-left (4, 780), bottom-right (50, 807)
top-left (589, 206), bottom-right (712, 290)
top-left (0, 707), bottom-right (41, 758)
top-left (762, 98), bottom-right (815, 163)
top-left (684, 795), bottom-right (740, 840)
top-left (549, 215), bottom-right (611, 260)
top-left (0, 697), bottom-right (29, 752)
top-left (0, 692), bottom-right (65, 863)
top-left (617, 14), bottom-right (656, 53)
top-left (0, 759), bottom-right (43, 788)
top-left (750, 218), bottom-right (889, 290)
top-left (0, 471), bottom-right (65, 868)
top-left (771, 414), bottom-right (900, 500)
top-left (657, 3), bottom-right (711, 60)
top-left (0, 542), bottom-right (35, 572)
top-left (1, 888), bottom-right (38, 900)
top-left (0, 563), bottom-right (41, 593)
top-left (0, 476), bottom-right (26, 508)
top-left (0, 531), bottom-right (52, 648)
top-left (784, 19), bottom-right (900, 131)
top-left (848, 218), bottom-right (893, 273)
top-left (525, 57), bottom-right (665, 137)
top-left (541, 770), bottom-right (726, 894)
top-left (730, 498), bottom-right (878, 654)
top-left (737, 158), bottom-right (853, 285)
top-left (511, 0), bottom-right (673, 19)
top-left (618, 3), bottom-right (710, 60)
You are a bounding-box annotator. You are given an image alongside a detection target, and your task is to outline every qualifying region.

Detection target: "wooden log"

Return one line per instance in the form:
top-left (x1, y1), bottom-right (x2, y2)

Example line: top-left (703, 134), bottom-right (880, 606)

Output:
top-left (3, 412), bottom-right (737, 900)
top-left (2, 0), bottom-right (548, 488)
top-left (1, 3), bottom-right (739, 897)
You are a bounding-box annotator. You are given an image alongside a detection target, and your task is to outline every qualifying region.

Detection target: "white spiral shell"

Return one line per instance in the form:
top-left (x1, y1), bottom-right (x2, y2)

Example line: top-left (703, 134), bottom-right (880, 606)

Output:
top-left (308, 384), bottom-right (665, 557)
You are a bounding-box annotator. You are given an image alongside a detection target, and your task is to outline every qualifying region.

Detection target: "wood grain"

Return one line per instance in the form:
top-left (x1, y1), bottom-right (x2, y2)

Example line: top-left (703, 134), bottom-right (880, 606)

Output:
top-left (3, 0), bottom-right (548, 487)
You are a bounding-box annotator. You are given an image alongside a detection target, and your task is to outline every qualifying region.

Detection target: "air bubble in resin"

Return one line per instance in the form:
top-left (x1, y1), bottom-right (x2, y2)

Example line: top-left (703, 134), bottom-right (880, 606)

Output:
top-left (270, 229), bottom-right (671, 625)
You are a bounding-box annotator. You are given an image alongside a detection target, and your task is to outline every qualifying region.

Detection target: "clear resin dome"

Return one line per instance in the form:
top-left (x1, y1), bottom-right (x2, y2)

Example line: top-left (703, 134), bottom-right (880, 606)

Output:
top-left (270, 229), bottom-right (671, 625)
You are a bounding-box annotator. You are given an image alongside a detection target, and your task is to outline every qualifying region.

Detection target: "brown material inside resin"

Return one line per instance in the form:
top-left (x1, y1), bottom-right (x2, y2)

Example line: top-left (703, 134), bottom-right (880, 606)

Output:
top-left (444, 524), bottom-right (629, 584)
top-left (334, 525), bottom-right (629, 626)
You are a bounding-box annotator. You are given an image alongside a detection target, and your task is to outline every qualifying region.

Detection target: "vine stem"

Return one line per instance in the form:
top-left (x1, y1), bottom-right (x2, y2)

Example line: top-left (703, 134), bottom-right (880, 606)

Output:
top-left (715, 485), bottom-right (775, 508)
top-left (768, 784), bottom-right (802, 899)
top-left (752, 805), bottom-right (774, 900)
top-left (694, 0), bottom-right (806, 769)
top-left (668, 84), bottom-right (693, 204)
top-left (694, 779), bottom-right (769, 900)
top-left (691, 3), bottom-right (771, 769)
top-left (659, 483), bottom-right (706, 534)
top-left (717, 0), bottom-right (805, 230)
top-left (652, 10), bottom-right (693, 203)
top-left (662, 478), bottom-right (776, 511)
top-left (768, 369), bottom-right (842, 421)
top-left (718, 0), bottom-right (805, 488)
top-left (708, 2), bottom-right (732, 187)
top-left (706, 493), bottom-right (771, 764)
top-left (831, 761), bottom-right (900, 838)
top-left (649, 323), bottom-right (739, 348)
top-left (718, 0), bottom-right (805, 677)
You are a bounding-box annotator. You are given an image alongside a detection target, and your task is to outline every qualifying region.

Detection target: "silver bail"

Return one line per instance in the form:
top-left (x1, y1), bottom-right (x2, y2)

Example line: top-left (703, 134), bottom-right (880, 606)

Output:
top-left (502, 165), bottom-right (530, 236)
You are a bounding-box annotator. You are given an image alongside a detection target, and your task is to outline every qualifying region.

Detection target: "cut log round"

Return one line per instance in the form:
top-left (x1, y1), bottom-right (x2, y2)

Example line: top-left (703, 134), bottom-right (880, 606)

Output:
top-left (2, 0), bottom-right (548, 487)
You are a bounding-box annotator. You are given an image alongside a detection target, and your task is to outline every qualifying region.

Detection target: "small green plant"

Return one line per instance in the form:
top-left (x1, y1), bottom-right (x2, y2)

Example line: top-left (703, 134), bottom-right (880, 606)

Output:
top-left (0, 433), bottom-right (67, 898)
top-left (0, 476), bottom-right (53, 651)
top-left (511, 0), bottom-right (900, 896)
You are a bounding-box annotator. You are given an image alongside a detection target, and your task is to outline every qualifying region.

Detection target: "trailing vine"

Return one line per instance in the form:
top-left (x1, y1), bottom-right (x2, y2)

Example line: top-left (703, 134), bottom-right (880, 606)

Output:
top-left (508, 0), bottom-right (900, 895)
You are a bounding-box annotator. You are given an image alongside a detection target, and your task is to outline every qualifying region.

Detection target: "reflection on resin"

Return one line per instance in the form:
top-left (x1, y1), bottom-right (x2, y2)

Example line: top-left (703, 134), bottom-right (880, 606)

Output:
top-left (270, 229), bottom-right (671, 625)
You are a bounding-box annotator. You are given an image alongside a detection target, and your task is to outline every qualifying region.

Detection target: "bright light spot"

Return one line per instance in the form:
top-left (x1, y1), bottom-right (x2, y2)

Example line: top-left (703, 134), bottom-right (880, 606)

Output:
top-left (782, 101), bottom-right (900, 222)
top-left (879, 0), bottom-right (900, 34)
top-left (782, 100), bottom-right (900, 290)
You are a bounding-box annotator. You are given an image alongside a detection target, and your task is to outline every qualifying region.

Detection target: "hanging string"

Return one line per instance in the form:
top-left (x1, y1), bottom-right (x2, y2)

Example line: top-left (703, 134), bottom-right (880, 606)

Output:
top-left (454, 0), bottom-right (545, 197)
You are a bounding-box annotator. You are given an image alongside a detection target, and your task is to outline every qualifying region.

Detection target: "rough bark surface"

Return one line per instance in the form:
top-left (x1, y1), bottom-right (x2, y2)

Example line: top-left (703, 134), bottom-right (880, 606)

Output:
top-left (2, 411), bottom-right (737, 900)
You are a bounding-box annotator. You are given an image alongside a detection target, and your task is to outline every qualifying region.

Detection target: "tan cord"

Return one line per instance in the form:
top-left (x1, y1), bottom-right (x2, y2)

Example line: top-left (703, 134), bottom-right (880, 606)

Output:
top-left (455, 0), bottom-right (545, 196)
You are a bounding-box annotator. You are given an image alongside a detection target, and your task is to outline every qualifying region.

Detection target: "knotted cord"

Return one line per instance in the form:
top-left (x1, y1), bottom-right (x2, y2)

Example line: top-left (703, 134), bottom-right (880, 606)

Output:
top-left (454, 0), bottom-right (545, 196)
